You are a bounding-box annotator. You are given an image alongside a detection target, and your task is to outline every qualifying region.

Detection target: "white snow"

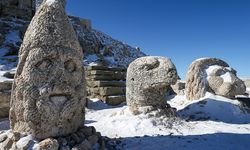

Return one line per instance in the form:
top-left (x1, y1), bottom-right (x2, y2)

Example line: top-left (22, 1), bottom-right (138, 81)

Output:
top-left (205, 65), bottom-right (221, 75)
top-left (84, 93), bottom-right (250, 149)
top-left (1, 93), bottom-right (250, 149)
top-left (206, 65), bottom-right (233, 83)
top-left (0, 71), bottom-right (14, 82)
top-left (46, 0), bottom-right (56, 6)
top-left (16, 135), bottom-right (35, 148)
top-left (220, 72), bottom-right (232, 83)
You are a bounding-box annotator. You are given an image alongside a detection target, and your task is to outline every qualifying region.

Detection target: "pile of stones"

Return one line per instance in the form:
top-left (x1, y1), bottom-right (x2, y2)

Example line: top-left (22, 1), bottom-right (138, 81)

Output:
top-left (86, 65), bottom-right (126, 106)
top-left (0, 126), bottom-right (105, 150)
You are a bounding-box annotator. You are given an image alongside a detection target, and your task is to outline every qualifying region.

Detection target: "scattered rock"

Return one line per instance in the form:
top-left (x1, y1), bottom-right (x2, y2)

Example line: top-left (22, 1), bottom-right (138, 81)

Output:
top-left (39, 138), bottom-right (59, 150)
top-left (3, 71), bottom-right (15, 79)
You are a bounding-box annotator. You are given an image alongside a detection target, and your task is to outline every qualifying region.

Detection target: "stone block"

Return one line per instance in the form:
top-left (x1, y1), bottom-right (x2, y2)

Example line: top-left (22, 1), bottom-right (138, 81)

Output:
top-left (0, 81), bottom-right (13, 91)
top-left (87, 81), bottom-right (126, 88)
top-left (86, 73), bottom-right (125, 81)
top-left (0, 91), bottom-right (11, 118)
top-left (103, 95), bottom-right (126, 106)
top-left (85, 66), bottom-right (126, 72)
top-left (89, 87), bottom-right (125, 96)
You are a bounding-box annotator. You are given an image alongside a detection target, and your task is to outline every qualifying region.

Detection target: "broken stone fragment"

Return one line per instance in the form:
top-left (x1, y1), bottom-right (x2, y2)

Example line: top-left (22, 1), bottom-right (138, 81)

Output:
top-left (39, 138), bottom-right (59, 150)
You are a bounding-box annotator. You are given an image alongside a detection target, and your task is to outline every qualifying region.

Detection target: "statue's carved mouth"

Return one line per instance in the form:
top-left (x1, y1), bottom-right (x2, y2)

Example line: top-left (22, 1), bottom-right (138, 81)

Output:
top-left (49, 94), bottom-right (70, 107)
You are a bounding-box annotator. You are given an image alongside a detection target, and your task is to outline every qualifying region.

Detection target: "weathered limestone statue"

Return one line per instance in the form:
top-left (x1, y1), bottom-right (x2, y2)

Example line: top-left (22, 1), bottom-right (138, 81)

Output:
top-left (0, 0), bottom-right (104, 149)
top-left (126, 56), bottom-right (178, 115)
top-left (10, 0), bottom-right (85, 139)
top-left (186, 58), bottom-right (246, 100)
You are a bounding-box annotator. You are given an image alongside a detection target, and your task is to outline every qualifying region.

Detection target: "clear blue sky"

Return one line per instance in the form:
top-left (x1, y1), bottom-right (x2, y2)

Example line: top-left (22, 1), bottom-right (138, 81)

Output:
top-left (67, 0), bottom-right (250, 79)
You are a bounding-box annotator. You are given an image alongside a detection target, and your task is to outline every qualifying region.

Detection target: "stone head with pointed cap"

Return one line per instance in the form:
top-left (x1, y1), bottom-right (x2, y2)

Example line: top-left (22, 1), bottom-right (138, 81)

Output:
top-left (9, 0), bottom-right (86, 139)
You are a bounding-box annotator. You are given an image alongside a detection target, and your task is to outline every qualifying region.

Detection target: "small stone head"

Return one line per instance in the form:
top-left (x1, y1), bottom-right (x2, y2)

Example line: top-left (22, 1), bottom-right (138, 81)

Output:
top-left (10, 0), bottom-right (86, 139)
top-left (126, 56), bottom-right (178, 114)
top-left (186, 58), bottom-right (246, 100)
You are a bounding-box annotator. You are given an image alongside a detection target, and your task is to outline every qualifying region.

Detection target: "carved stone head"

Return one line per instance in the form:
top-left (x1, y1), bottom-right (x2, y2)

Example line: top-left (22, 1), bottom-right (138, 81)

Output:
top-left (10, 0), bottom-right (86, 139)
top-left (186, 58), bottom-right (246, 100)
top-left (126, 56), bottom-right (178, 114)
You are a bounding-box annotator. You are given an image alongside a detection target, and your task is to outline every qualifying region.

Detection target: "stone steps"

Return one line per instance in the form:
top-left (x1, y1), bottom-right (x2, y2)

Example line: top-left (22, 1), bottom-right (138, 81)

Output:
top-left (88, 87), bottom-right (125, 96)
top-left (87, 81), bottom-right (126, 88)
top-left (85, 66), bottom-right (127, 106)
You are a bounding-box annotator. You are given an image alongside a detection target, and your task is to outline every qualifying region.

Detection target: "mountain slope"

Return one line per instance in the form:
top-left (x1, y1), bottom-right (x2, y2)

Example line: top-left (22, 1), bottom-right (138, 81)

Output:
top-left (0, 16), bottom-right (146, 71)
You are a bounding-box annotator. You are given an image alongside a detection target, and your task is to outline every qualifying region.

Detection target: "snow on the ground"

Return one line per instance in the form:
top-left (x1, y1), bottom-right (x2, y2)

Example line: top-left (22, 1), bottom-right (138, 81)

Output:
top-left (85, 93), bottom-right (250, 150)
top-left (1, 92), bottom-right (250, 149)
top-left (0, 71), bottom-right (14, 82)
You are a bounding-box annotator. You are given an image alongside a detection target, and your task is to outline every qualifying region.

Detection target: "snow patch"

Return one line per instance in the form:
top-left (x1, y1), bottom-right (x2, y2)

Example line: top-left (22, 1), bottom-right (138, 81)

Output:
top-left (221, 72), bottom-right (232, 83)
top-left (205, 65), bottom-right (221, 75)
top-left (46, 0), bottom-right (56, 6)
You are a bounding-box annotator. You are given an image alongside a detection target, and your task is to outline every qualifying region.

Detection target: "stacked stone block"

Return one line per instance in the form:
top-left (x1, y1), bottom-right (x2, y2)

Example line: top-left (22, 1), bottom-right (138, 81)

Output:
top-left (86, 66), bottom-right (126, 106)
top-left (0, 81), bottom-right (12, 118)
top-left (0, 0), bottom-right (34, 20)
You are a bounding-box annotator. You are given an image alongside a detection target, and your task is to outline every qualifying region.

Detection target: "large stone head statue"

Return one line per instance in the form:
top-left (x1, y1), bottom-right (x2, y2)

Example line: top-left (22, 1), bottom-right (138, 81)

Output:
top-left (126, 56), bottom-right (178, 114)
top-left (186, 58), bottom-right (246, 100)
top-left (10, 0), bottom-right (86, 139)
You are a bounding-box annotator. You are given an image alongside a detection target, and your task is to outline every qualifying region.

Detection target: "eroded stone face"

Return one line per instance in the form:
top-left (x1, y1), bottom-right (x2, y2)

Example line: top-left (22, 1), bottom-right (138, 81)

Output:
top-left (10, 47), bottom-right (85, 139)
top-left (206, 65), bottom-right (246, 98)
top-left (126, 56), bottom-right (178, 114)
top-left (186, 58), bottom-right (246, 100)
top-left (9, 0), bottom-right (86, 139)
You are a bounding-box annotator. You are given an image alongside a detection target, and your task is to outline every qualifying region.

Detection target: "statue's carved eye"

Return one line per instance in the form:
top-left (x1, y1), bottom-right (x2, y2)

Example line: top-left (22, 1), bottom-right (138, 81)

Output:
top-left (65, 60), bottom-right (76, 73)
top-left (36, 59), bottom-right (52, 71)
top-left (167, 69), bottom-right (176, 77)
top-left (215, 69), bottom-right (226, 76)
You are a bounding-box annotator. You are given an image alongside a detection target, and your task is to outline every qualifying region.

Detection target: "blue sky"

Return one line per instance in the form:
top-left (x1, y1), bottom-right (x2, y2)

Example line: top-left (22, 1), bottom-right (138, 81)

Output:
top-left (67, 0), bottom-right (250, 79)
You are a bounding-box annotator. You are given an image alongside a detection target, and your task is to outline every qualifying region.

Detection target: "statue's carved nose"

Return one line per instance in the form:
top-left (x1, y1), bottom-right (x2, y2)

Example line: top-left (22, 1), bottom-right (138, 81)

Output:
top-left (50, 95), bottom-right (68, 109)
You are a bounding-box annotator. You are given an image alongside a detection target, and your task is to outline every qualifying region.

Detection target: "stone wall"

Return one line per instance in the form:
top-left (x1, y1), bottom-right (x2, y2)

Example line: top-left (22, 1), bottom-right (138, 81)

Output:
top-left (86, 66), bottom-right (126, 106)
top-left (0, 0), bottom-right (34, 20)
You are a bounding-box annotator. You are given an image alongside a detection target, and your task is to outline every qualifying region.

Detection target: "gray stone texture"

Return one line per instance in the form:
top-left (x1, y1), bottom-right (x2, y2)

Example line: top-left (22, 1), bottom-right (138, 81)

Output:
top-left (9, 0), bottom-right (86, 139)
top-left (170, 80), bottom-right (186, 96)
top-left (86, 66), bottom-right (126, 106)
top-left (126, 56), bottom-right (178, 114)
top-left (0, 126), bottom-right (104, 149)
top-left (0, 81), bottom-right (12, 118)
top-left (0, 0), bottom-right (34, 20)
top-left (186, 58), bottom-right (246, 100)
